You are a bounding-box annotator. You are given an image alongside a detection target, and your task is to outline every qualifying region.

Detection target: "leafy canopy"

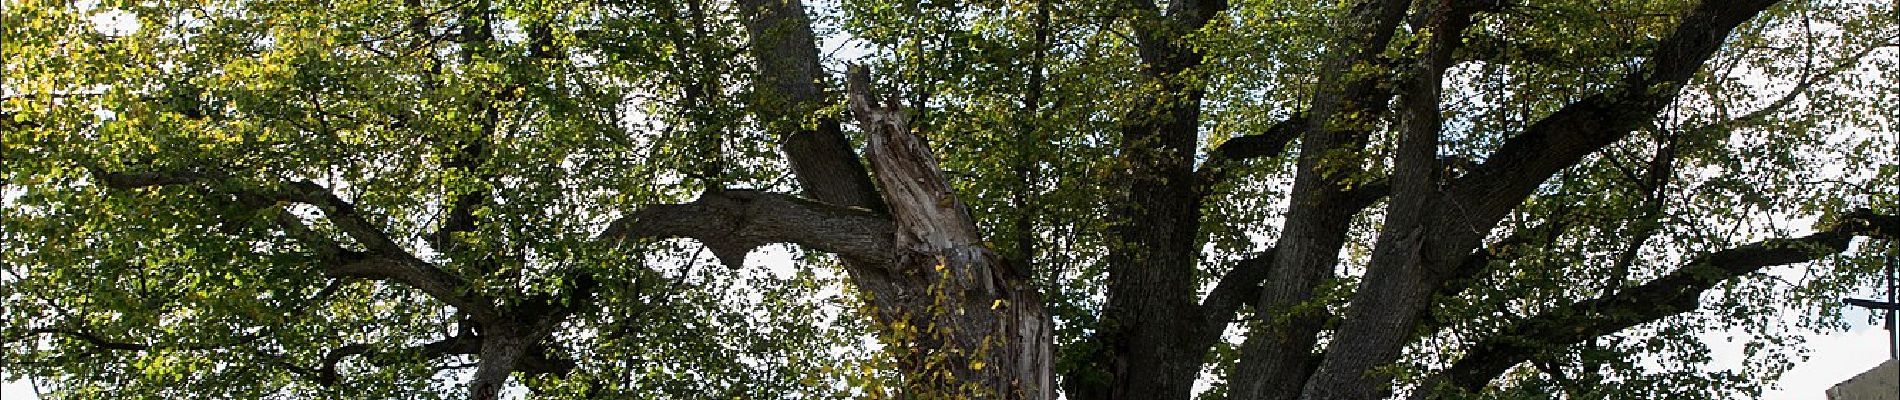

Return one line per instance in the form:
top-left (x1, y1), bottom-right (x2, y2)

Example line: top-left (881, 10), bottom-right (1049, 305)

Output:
top-left (2, 0), bottom-right (1896, 398)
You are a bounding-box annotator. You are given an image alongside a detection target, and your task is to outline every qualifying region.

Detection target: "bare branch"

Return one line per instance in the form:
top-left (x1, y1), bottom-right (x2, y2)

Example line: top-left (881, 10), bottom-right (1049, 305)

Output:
top-left (599, 189), bottom-right (895, 268)
top-left (1195, 116), bottom-right (1304, 195)
top-left (1195, 249), bottom-right (1276, 351)
top-left (1683, 39), bottom-right (1897, 136)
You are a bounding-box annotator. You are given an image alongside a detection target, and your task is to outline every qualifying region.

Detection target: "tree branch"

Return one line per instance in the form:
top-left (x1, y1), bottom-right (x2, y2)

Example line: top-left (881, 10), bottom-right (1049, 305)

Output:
top-left (19, 327), bottom-right (262, 353)
top-left (1195, 116), bottom-right (1304, 195)
top-left (305, 333), bottom-right (574, 387)
top-left (94, 170), bottom-right (500, 322)
top-left (736, 0), bottom-right (885, 212)
top-left (23, 328), bottom-right (150, 352)
top-left (599, 189), bottom-right (895, 268)
top-left (1163, 0), bottom-right (1227, 32)
top-left (1419, 210), bottom-right (1897, 397)
top-left (1680, 39), bottom-right (1896, 138)
top-left (1421, 217), bottom-right (1571, 330)
top-left (1195, 249), bottom-right (1276, 350)
top-left (426, 139), bottom-right (490, 254)
top-left (1447, 0), bottom-right (1782, 238)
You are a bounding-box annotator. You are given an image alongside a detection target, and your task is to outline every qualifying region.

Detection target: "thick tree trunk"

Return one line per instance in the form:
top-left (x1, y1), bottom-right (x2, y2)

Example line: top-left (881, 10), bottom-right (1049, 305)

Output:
top-left (847, 67), bottom-right (1056, 399)
top-left (1070, 2), bottom-right (1230, 399)
top-left (737, 1), bottom-right (1053, 397)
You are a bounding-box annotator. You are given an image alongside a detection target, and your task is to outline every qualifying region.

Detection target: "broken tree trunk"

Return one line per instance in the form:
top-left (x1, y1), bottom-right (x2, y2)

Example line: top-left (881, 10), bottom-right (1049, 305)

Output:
top-left (846, 66), bottom-right (1055, 400)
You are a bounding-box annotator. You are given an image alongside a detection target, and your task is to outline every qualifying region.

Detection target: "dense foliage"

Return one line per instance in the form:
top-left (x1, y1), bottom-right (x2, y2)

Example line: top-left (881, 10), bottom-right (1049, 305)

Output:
top-left (2, 0), bottom-right (1896, 399)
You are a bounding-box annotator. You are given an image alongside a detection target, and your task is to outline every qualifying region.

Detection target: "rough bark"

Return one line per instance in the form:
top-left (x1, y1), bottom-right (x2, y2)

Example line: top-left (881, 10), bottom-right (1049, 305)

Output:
top-left (732, 0), bottom-right (921, 334)
top-left (739, 1), bottom-right (1058, 397)
top-left (1226, 1), bottom-right (1411, 398)
top-left (1066, 1), bottom-right (1237, 398)
top-left (736, 0), bottom-right (884, 212)
top-left (848, 66), bottom-right (1056, 399)
top-left (1294, 2), bottom-right (1478, 398)
top-left (466, 335), bottom-right (531, 400)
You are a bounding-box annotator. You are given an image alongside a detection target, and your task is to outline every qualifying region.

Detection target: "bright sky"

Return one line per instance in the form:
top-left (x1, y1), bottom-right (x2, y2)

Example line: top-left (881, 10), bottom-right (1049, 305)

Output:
top-left (1757, 322), bottom-right (1892, 398)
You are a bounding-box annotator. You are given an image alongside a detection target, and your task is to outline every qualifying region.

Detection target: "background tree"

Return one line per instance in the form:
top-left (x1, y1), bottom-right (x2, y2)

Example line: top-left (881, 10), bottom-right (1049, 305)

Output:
top-left (3, 0), bottom-right (1896, 399)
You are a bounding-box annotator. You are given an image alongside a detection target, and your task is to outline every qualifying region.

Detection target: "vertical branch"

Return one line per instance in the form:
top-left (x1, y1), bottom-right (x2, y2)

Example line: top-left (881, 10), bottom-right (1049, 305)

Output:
top-left (846, 66), bottom-right (984, 251)
top-left (1603, 135), bottom-right (1677, 295)
top-left (735, 0), bottom-right (884, 211)
top-left (666, 0), bottom-right (728, 186)
top-left (1010, 0), bottom-right (1052, 266)
top-left (1228, 0), bottom-right (1411, 398)
top-left (431, 0), bottom-right (501, 272)
top-left (1316, 2), bottom-right (1782, 399)
top-left (1299, 1), bottom-right (1506, 398)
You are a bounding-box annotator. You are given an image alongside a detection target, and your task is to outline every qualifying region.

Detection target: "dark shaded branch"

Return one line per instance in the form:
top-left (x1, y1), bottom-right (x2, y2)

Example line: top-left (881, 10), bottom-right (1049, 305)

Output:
top-left (1447, 0), bottom-right (1782, 238)
top-left (1060, 1), bottom-right (1241, 398)
top-left (1207, 116), bottom-right (1305, 163)
top-left (1421, 210), bottom-right (1897, 397)
top-left (1008, 0), bottom-right (1053, 267)
top-left (1194, 249), bottom-right (1276, 352)
top-left (318, 252), bottom-right (497, 320)
top-left (422, 0), bottom-right (503, 259)
top-left (1294, 0), bottom-right (1500, 396)
top-left (261, 204), bottom-right (486, 318)
top-left (309, 334), bottom-right (572, 387)
top-left (19, 328), bottom-right (261, 353)
top-left (736, 0), bottom-right (884, 213)
top-left (1213, 171), bottom-right (1393, 386)
top-left (1420, 216), bottom-right (1571, 330)
top-left (95, 170), bottom-right (216, 187)
top-left (1195, 116), bottom-right (1304, 195)
top-left (1195, 21), bottom-right (1533, 191)
top-left (24, 328), bottom-right (149, 351)
top-left (1165, 0), bottom-right (1227, 27)
top-left (599, 189), bottom-right (895, 268)
top-left (1845, 298), bottom-right (1900, 310)
top-left (1399, 9), bottom-right (1795, 392)
top-left (267, 182), bottom-right (497, 322)
top-left (427, 142), bottom-right (489, 252)
top-left (97, 171), bottom-right (405, 256)
top-left (315, 344), bottom-right (372, 385)
top-left (95, 170), bottom-right (499, 322)
top-left (270, 181), bottom-right (412, 258)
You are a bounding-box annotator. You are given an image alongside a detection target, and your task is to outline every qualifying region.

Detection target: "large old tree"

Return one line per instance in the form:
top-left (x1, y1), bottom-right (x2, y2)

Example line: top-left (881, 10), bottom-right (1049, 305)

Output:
top-left (3, 0), bottom-right (1897, 399)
